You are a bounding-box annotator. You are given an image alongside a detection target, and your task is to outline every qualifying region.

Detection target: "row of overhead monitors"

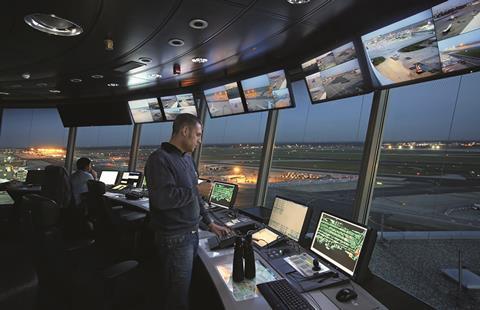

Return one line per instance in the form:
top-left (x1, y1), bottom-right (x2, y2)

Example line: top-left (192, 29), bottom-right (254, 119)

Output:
top-left (63, 0), bottom-right (477, 127)
top-left (128, 69), bottom-right (293, 124)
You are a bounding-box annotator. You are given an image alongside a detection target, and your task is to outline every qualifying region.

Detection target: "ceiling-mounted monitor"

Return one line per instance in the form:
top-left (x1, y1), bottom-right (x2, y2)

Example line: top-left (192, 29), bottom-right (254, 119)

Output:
top-left (302, 42), bottom-right (366, 103)
top-left (204, 82), bottom-right (245, 118)
top-left (128, 97), bottom-right (164, 123)
top-left (433, 0), bottom-right (480, 74)
top-left (58, 101), bottom-right (132, 127)
top-left (160, 93), bottom-right (197, 121)
top-left (240, 69), bottom-right (294, 112)
top-left (362, 10), bottom-right (442, 86)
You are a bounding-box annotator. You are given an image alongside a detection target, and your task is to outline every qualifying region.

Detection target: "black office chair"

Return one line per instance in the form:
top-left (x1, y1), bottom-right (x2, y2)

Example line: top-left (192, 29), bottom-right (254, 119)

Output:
top-left (86, 180), bottom-right (146, 257)
top-left (21, 193), bottom-right (139, 310)
top-left (41, 165), bottom-right (72, 209)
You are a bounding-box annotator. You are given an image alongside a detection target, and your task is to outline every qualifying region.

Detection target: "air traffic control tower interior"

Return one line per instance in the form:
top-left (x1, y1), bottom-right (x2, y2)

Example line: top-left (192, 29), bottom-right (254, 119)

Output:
top-left (1, 0), bottom-right (480, 309)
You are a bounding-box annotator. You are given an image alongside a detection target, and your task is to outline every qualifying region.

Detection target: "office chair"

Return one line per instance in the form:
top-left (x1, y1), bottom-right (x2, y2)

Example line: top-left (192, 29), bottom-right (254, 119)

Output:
top-left (86, 180), bottom-right (146, 257)
top-left (21, 193), bottom-right (139, 310)
top-left (41, 165), bottom-right (72, 209)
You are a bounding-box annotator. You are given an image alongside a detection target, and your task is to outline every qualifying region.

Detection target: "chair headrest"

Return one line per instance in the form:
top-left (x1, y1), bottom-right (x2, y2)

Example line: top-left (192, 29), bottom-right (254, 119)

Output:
top-left (87, 180), bottom-right (106, 195)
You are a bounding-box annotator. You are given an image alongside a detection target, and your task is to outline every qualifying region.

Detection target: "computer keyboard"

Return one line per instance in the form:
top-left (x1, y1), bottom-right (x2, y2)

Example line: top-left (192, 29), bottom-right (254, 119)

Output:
top-left (207, 230), bottom-right (237, 250)
top-left (257, 279), bottom-right (315, 310)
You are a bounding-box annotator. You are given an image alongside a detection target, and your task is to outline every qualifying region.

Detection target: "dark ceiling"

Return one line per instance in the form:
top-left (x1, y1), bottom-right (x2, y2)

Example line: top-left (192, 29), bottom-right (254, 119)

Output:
top-left (0, 0), bottom-right (441, 106)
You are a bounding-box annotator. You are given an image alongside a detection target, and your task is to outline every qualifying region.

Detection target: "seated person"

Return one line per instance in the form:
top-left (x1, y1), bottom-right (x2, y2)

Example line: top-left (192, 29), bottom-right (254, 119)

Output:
top-left (70, 157), bottom-right (97, 206)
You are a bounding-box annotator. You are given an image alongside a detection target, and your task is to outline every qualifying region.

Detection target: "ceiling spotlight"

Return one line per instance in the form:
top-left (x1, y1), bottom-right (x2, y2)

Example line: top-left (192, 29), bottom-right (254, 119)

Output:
top-left (70, 78), bottom-right (82, 83)
top-left (168, 38), bottom-right (185, 47)
top-left (24, 13), bottom-right (83, 36)
top-left (107, 83), bottom-right (119, 87)
top-left (139, 57), bottom-right (152, 63)
top-left (36, 82), bottom-right (48, 87)
top-left (148, 73), bottom-right (162, 79)
top-left (49, 89), bottom-right (61, 93)
top-left (173, 63), bottom-right (181, 75)
top-left (189, 19), bottom-right (208, 30)
top-left (286, 0), bottom-right (310, 4)
top-left (0, 91), bottom-right (10, 95)
top-left (22, 72), bottom-right (31, 79)
top-left (192, 57), bottom-right (208, 64)
top-left (91, 74), bottom-right (104, 79)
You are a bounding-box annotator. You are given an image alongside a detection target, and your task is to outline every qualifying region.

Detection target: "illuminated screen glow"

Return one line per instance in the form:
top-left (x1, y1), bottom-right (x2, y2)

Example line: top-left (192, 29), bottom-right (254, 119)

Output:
top-left (310, 212), bottom-right (368, 276)
top-left (128, 98), bottom-right (163, 123)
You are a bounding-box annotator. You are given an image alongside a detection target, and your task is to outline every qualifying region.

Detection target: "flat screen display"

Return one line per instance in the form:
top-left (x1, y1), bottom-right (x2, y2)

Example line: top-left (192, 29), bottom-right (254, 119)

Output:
top-left (310, 212), bottom-right (368, 276)
top-left (204, 82), bottom-right (245, 117)
top-left (302, 42), bottom-right (365, 103)
top-left (99, 170), bottom-right (119, 186)
top-left (362, 10), bottom-right (442, 86)
top-left (128, 98), bottom-right (163, 123)
top-left (209, 181), bottom-right (238, 209)
top-left (160, 93), bottom-right (197, 120)
top-left (433, 0), bottom-right (480, 73)
top-left (268, 196), bottom-right (309, 242)
top-left (240, 70), bottom-right (293, 112)
top-left (119, 171), bottom-right (142, 188)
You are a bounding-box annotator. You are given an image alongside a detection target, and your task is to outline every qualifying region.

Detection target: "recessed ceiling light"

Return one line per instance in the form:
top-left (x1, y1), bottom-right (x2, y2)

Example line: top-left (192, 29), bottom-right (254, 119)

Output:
top-left (22, 72), bottom-right (31, 79)
top-left (0, 92), bottom-right (10, 95)
top-left (91, 74), bottom-right (104, 79)
top-left (148, 73), bottom-right (162, 79)
top-left (192, 57), bottom-right (208, 64)
top-left (49, 89), bottom-right (61, 93)
top-left (189, 19), bottom-right (208, 30)
top-left (24, 13), bottom-right (83, 36)
top-left (36, 82), bottom-right (48, 87)
top-left (139, 57), bottom-right (152, 63)
top-left (286, 0), bottom-right (310, 4)
top-left (107, 83), bottom-right (119, 87)
top-left (168, 38), bottom-right (185, 47)
top-left (70, 78), bottom-right (82, 83)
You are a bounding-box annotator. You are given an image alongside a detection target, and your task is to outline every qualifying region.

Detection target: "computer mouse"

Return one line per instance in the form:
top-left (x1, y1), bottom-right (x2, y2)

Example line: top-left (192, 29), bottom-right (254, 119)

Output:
top-left (335, 288), bottom-right (357, 302)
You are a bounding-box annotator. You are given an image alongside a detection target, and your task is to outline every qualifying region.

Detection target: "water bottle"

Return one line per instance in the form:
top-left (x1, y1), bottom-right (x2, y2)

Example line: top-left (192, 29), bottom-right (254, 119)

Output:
top-left (243, 233), bottom-right (256, 279)
top-left (232, 236), bottom-right (244, 282)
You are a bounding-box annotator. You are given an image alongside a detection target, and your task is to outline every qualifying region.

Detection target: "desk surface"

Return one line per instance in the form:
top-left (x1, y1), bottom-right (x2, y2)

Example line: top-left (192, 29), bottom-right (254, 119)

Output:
top-left (198, 231), bottom-right (386, 310)
top-left (105, 193), bottom-right (387, 310)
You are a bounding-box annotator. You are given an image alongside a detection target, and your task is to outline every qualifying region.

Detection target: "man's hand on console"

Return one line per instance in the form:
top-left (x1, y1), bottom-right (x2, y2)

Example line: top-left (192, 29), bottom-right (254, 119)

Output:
top-left (208, 222), bottom-right (230, 237)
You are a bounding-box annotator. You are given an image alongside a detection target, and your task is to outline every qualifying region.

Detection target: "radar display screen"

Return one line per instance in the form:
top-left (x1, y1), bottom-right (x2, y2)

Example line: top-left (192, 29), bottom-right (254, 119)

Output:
top-left (209, 181), bottom-right (237, 209)
top-left (310, 212), bottom-right (368, 276)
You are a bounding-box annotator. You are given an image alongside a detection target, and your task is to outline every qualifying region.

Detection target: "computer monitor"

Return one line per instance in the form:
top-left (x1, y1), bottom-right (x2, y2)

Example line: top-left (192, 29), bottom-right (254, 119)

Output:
top-left (128, 97), bottom-right (163, 123)
top-left (310, 212), bottom-right (370, 277)
top-left (204, 82), bottom-right (245, 117)
top-left (302, 42), bottom-right (365, 103)
top-left (268, 196), bottom-right (311, 242)
top-left (208, 181), bottom-right (238, 209)
top-left (240, 69), bottom-right (294, 112)
top-left (99, 170), bottom-right (120, 186)
top-left (361, 9), bottom-right (442, 86)
top-left (160, 93), bottom-right (197, 121)
top-left (118, 171), bottom-right (143, 188)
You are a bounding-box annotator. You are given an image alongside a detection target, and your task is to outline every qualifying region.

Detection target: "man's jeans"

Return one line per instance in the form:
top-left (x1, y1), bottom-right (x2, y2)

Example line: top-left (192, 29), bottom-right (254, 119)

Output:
top-left (154, 230), bottom-right (199, 310)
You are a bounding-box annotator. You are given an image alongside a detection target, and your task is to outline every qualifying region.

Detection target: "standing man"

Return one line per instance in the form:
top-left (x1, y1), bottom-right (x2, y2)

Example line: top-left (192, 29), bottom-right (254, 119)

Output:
top-left (145, 113), bottom-right (228, 310)
top-left (70, 157), bottom-right (97, 206)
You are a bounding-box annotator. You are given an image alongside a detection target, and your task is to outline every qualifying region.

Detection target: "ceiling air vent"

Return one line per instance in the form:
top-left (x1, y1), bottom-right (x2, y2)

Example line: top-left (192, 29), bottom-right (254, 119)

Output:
top-left (113, 61), bottom-right (146, 73)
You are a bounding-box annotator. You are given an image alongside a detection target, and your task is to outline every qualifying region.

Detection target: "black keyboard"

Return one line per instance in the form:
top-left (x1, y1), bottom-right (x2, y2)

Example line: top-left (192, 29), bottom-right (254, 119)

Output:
top-left (207, 230), bottom-right (237, 250)
top-left (257, 279), bottom-right (315, 310)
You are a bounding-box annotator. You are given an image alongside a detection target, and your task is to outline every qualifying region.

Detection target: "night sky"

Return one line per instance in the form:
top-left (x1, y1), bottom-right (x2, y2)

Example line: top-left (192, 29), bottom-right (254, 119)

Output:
top-left (0, 71), bottom-right (479, 148)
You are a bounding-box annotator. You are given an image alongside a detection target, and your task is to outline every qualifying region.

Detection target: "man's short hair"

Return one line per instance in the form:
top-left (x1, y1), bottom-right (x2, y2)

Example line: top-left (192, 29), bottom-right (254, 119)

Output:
top-left (76, 157), bottom-right (91, 170)
top-left (172, 113), bottom-right (201, 136)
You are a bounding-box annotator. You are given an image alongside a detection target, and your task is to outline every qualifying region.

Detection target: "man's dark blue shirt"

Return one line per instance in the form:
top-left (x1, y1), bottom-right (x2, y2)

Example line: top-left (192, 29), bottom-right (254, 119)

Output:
top-left (145, 142), bottom-right (212, 235)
